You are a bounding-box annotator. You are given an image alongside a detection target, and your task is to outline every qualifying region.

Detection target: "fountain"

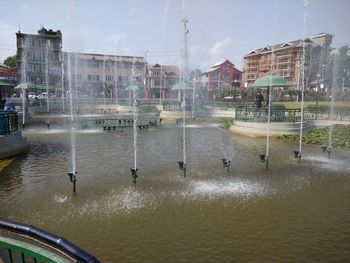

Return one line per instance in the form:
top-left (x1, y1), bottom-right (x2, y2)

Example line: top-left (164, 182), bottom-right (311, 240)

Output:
top-left (130, 57), bottom-right (139, 184)
top-left (2, 121), bottom-right (350, 261)
top-left (1, 2), bottom-right (350, 263)
top-left (45, 40), bottom-right (50, 113)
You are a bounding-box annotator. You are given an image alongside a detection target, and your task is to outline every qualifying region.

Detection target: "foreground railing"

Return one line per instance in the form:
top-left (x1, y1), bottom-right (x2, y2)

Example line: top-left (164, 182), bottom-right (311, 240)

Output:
top-left (0, 219), bottom-right (100, 263)
top-left (0, 111), bottom-right (18, 135)
top-left (235, 105), bottom-right (301, 123)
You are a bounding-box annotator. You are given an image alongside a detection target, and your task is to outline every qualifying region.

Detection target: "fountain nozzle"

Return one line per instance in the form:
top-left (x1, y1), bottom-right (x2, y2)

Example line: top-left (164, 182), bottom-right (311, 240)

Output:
top-left (177, 161), bottom-right (186, 178)
top-left (293, 150), bottom-right (302, 161)
top-left (259, 154), bottom-right (269, 169)
top-left (67, 171), bottom-right (77, 193)
top-left (177, 161), bottom-right (185, 170)
top-left (326, 146), bottom-right (332, 158)
top-left (259, 154), bottom-right (266, 162)
top-left (67, 171), bottom-right (77, 183)
top-left (130, 168), bottom-right (138, 184)
top-left (222, 159), bottom-right (231, 172)
top-left (321, 145), bottom-right (327, 153)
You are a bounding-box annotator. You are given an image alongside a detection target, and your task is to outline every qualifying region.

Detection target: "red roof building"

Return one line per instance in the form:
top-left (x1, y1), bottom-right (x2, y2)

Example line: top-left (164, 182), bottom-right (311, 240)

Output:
top-left (202, 59), bottom-right (242, 99)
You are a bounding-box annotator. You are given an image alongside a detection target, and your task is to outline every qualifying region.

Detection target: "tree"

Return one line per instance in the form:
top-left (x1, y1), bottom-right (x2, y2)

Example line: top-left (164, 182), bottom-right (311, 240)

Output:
top-left (189, 69), bottom-right (201, 80)
top-left (338, 45), bottom-right (350, 89)
top-left (4, 55), bottom-right (16, 69)
top-left (327, 45), bottom-right (350, 97)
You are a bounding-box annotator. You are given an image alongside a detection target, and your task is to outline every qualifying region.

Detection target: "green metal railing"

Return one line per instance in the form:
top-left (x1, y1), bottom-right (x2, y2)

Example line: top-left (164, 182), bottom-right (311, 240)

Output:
top-left (0, 111), bottom-right (18, 135)
top-left (235, 105), bottom-right (301, 123)
top-left (0, 219), bottom-right (100, 263)
top-left (0, 236), bottom-right (70, 263)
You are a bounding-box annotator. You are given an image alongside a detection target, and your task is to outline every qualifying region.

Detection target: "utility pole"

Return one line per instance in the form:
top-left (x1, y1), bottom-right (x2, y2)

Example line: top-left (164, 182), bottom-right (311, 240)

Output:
top-left (144, 50), bottom-right (149, 98)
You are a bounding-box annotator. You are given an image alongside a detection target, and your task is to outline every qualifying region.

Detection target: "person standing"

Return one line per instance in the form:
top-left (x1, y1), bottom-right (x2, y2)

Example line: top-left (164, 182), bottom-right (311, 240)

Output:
top-left (254, 91), bottom-right (264, 108)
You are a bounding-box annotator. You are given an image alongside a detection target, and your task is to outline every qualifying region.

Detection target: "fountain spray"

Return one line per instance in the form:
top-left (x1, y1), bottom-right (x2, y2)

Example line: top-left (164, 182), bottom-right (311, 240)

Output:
top-left (61, 53), bottom-right (65, 113)
top-left (177, 16), bottom-right (189, 178)
top-left (261, 1), bottom-right (278, 169)
top-left (294, 0), bottom-right (308, 162)
top-left (20, 39), bottom-right (27, 129)
top-left (326, 53), bottom-right (341, 159)
top-left (45, 40), bottom-right (50, 113)
top-left (130, 57), bottom-right (139, 184)
top-left (67, 53), bottom-right (77, 193)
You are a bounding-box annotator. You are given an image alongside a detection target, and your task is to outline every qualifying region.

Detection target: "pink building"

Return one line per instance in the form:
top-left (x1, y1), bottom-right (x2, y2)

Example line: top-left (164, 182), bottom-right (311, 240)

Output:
top-left (202, 59), bottom-right (242, 99)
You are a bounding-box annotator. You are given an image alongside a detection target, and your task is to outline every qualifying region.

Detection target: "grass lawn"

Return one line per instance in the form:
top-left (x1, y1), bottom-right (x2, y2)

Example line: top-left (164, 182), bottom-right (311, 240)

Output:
top-left (279, 124), bottom-right (350, 151)
top-left (280, 101), bottom-right (350, 109)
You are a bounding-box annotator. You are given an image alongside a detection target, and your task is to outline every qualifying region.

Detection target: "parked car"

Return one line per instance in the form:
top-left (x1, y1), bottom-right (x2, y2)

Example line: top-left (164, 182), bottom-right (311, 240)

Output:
top-left (37, 92), bottom-right (48, 98)
top-left (28, 92), bottom-right (37, 99)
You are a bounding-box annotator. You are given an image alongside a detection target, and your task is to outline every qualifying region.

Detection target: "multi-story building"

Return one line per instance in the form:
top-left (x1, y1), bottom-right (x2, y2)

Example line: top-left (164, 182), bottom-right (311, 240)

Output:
top-left (63, 52), bottom-right (145, 98)
top-left (16, 28), bottom-right (146, 99)
top-left (145, 64), bottom-right (180, 99)
top-left (16, 27), bottom-right (63, 95)
top-left (201, 59), bottom-right (242, 99)
top-left (243, 33), bottom-right (333, 90)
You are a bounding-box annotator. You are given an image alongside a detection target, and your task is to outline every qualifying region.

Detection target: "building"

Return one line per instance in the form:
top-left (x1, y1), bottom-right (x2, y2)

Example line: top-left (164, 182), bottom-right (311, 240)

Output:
top-left (16, 27), bottom-right (63, 96)
top-left (243, 33), bottom-right (333, 91)
top-left (145, 64), bottom-right (180, 99)
top-left (63, 52), bottom-right (145, 98)
top-left (0, 64), bottom-right (17, 82)
top-left (0, 64), bottom-right (17, 100)
top-left (16, 28), bottom-right (146, 99)
top-left (201, 59), bottom-right (242, 99)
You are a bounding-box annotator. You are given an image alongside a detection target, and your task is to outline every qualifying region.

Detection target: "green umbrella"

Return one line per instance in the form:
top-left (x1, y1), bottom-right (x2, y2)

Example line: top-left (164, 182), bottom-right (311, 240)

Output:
top-left (253, 71), bottom-right (289, 106)
top-left (14, 83), bottom-right (41, 90)
top-left (253, 71), bottom-right (288, 88)
top-left (0, 77), bottom-right (15, 87)
top-left (125, 85), bottom-right (139, 91)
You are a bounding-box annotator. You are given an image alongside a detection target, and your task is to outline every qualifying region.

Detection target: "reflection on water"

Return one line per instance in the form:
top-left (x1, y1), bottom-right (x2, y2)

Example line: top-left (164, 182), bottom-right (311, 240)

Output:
top-left (1, 124), bottom-right (350, 262)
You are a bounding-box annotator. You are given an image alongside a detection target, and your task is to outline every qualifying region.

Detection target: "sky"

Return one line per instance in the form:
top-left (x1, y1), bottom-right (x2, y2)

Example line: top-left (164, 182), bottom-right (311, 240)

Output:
top-left (0, 0), bottom-right (349, 71)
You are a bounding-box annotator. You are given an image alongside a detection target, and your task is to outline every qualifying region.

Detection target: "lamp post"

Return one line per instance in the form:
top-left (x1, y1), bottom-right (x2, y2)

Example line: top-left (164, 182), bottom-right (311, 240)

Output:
top-left (316, 73), bottom-right (320, 106)
top-left (144, 50), bottom-right (149, 98)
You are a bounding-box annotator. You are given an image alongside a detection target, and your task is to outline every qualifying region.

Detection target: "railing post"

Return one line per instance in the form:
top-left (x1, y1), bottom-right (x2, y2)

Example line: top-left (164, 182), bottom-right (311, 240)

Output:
top-left (7, 248), bottom-right (13, 263)
top-left (7, 113), bottom-right (10, 134)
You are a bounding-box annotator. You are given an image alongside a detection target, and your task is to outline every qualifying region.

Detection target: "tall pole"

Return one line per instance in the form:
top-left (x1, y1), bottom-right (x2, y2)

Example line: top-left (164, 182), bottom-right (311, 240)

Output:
top-left (316, 73), bottom-right (320, 106)
top-left (144, 50), bottom-right (149, 98)
top-left (160, 65), bottom-right (163, 106)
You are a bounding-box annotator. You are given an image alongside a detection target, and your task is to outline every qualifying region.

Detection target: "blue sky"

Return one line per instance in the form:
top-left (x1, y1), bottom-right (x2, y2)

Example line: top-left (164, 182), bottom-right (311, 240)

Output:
top-left (0, 0), bottom-right (349, 71)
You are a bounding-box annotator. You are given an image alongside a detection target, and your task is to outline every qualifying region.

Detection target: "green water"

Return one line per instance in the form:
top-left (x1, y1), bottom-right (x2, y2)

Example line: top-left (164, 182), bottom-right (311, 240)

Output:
top-left (1, 124), bottom-right (350, 262)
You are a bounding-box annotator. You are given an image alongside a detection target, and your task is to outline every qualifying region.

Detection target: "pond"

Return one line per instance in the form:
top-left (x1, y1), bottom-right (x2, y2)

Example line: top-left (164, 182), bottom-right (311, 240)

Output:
top-left (1, 123), bottom-right (349, 262)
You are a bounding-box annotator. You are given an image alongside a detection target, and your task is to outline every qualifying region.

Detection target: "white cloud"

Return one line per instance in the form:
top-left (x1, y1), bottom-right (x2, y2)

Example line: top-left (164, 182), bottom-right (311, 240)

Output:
top-left (209, 36), bottom-right (233, 59)
top-left (187, 36), bottom-right (234, 71)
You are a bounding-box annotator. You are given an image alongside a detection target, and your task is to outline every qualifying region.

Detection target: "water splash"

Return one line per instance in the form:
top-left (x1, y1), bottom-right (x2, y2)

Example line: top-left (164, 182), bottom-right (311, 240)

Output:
top-left (305, 155), bottom-right (350, 171)
top-left (54, 194), bottom-right (69, 203)
top-left (76, 187), bottom-right (152, 217)
top-left (183, 179), bottom-right (268, 199)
